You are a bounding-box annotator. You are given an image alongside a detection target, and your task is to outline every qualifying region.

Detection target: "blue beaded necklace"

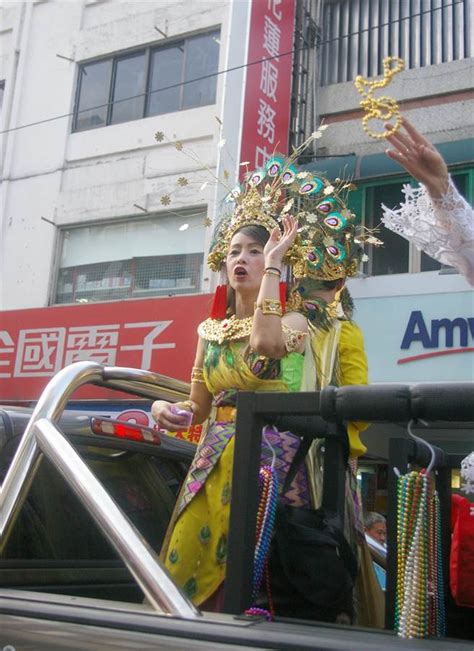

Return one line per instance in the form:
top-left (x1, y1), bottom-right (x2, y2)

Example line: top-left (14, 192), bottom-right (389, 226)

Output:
top-left (245, 463), bottom-right (279, 620)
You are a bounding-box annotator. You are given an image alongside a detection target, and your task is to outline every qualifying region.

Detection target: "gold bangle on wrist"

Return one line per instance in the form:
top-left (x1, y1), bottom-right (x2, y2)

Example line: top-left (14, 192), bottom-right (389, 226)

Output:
top-left (191, 366), bottom-right (205, 383)
top-left (265, 266), bottom-right (281, 275)
top-left (255, 298), bottom-right (283, 317)
top-left (264, 269), bottom-right (281, 278)
top-left (180, 399), bottom-right (195, 413)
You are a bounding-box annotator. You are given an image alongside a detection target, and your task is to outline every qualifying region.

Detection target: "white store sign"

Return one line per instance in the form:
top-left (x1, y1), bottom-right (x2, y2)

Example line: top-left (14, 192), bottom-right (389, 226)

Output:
top-left (355, 291), bottom-right (474, 383)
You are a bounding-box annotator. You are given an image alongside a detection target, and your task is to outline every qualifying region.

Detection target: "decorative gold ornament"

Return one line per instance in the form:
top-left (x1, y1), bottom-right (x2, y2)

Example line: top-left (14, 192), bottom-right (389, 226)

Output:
top-left (177, 177), bottom-right (189, 187)
top-left (255, 298), bottom-right (283, 317)
top-left (177, 399), bottom-right (195, 413)
top-left (198, 315), bottom-right (253, 344)
top-left (160, 194), bottom-right (171, 206)
top-left (354, 56), bottom-right (405, 140)
top-left (191, 366), bottom-right (205, 384)
top-left (282, 323), bottom-right (307, 353)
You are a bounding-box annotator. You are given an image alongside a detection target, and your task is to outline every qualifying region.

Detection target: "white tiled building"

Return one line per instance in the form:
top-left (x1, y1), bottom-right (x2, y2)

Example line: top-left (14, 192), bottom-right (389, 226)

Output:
top-left (1, 0), bottom-right (238, 309)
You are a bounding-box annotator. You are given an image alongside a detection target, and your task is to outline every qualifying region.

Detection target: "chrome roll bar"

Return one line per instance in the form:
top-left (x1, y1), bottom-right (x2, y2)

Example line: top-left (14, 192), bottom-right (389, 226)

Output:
top-left (0, 361), bottom-right (199, 619)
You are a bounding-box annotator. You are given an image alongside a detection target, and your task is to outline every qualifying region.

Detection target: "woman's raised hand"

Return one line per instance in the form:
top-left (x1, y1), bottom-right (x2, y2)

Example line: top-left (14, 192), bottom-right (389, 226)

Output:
top-left (384, 117), bottom-right (449, 198)
top-left (151, 400), bottom-right (192, 432)
top-left (263, 214), bottom-right (299, 267)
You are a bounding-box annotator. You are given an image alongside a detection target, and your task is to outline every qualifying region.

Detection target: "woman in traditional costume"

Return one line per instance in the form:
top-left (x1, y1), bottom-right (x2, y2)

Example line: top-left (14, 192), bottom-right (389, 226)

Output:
top-left (152, 147), bottom-right (377, 621)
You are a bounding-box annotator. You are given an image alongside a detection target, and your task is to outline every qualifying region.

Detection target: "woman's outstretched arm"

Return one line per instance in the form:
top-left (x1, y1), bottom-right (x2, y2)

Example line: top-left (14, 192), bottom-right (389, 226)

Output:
top-left (382, 117), bottom-right (474, 285)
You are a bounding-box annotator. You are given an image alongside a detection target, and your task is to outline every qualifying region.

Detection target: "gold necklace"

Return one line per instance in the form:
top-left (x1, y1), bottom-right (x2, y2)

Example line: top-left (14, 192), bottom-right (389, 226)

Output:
top-left (198, 315), bottom-right (253, 344)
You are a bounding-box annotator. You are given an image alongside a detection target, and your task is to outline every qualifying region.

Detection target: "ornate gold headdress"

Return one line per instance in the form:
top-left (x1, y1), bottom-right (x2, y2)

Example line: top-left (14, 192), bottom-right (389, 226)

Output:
top-left (152, 123), bottom-right (381, 323)
top-left (208, 132), bottom-right (378, 283)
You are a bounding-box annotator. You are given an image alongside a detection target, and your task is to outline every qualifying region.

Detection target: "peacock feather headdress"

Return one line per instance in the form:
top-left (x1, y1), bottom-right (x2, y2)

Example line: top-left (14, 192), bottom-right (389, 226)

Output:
top-left (207, 130), bottom-right (381, 282)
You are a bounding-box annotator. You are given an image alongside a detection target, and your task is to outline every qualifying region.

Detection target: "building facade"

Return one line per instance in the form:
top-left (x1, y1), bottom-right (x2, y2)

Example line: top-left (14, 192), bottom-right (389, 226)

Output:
top-left (311, 0), bottom-right (473, 389)
top-left (0, 0), bottom-right (472, 410)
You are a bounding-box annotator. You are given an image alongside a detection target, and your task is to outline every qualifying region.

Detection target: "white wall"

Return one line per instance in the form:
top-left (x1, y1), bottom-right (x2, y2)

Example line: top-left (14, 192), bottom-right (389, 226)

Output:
top-left (1, 0), bottom-right (232, 310)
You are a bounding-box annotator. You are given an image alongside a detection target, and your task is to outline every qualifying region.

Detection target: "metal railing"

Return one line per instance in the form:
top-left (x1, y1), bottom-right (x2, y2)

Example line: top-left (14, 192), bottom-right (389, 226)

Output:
top-left (0, 361), bottom-right (199, 619)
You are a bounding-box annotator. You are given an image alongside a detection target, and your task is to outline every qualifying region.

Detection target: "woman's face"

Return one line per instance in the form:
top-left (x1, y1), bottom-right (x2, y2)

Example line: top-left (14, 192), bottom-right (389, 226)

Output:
top-left (226, 231), bottom-right (266, 296)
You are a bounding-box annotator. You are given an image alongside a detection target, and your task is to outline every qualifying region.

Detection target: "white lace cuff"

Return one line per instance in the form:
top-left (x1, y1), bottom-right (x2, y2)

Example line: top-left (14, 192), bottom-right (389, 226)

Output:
top-left (381, 178), bottom-right (474, 285)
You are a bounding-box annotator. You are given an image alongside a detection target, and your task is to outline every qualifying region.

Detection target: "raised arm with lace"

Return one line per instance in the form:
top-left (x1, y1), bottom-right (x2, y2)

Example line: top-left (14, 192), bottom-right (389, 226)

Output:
top-left (381, 178), bottom-right (474, 286)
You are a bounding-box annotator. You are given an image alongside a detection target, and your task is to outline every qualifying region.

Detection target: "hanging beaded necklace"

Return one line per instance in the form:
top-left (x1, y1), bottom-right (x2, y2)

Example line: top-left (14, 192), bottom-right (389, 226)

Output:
top-left (245, 464), bottom-right (279, 621)
top-left (395, 469), bottom-right (445, 638)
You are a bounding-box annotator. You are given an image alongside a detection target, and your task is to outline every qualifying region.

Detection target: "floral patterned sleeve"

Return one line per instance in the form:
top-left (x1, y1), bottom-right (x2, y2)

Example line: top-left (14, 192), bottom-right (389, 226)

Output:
top-left (381, 177), bottom-right (474, 286)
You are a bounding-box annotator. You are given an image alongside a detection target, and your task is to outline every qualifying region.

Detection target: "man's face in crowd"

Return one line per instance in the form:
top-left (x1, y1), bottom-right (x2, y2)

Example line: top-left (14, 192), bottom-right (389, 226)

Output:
top-left (367, 522), bottom-right (387, 545)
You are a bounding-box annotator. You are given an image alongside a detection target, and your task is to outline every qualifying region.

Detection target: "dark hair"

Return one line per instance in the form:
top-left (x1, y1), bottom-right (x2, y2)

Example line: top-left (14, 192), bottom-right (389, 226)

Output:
top-left (233, 224), bottom-right (271, 247)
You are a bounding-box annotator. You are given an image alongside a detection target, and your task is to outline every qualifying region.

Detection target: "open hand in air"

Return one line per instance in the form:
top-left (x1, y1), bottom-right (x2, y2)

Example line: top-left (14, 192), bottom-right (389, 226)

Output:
top-left (263, 214), bottom-right (299, 267)
top-left (384, 117), bottom-right (449, 198)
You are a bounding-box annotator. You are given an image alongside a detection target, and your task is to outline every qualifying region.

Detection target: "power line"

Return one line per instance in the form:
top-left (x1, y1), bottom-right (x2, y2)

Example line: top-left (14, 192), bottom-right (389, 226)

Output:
top-left (0, 1), bottom-right (466, 136)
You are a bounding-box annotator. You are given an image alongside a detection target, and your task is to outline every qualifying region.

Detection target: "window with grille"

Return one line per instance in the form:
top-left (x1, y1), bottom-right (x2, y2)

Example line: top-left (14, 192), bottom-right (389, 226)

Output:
top-left (355, 170), bottom-right (470, 276)
top-left (73, 29), bottom-right (220, 132)
top-left (54, 212), bottom-right (206, 304)
top-left (320, 0), bottom-right (472, 86)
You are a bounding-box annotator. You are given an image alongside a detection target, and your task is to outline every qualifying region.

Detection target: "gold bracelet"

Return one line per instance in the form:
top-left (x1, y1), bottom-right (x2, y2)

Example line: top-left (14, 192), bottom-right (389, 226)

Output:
top-left (255, 298), bottom-right (283, 317)
top-left (264, 266), bottom-right (281, 275)
top-left (180, 399), bottom-right (195, 413)
top-left (191, 366), bottom-right (205, 383)
top-left (264, 269), bottom-right (281, 278)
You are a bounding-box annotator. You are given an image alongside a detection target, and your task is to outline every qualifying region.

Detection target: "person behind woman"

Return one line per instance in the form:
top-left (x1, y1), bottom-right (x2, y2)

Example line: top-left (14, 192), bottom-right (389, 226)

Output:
top-left (381, 116), bottom-right (474, 285)
top-left (152, 153), bottom-right (375, 621)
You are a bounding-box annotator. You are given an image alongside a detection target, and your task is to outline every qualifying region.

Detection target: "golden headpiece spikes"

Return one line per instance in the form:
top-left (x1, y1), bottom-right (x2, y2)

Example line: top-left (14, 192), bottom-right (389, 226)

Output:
top-left (152, 123), bottom-right (381, 284)
top-left (208, 127), bottom-right (380, 282)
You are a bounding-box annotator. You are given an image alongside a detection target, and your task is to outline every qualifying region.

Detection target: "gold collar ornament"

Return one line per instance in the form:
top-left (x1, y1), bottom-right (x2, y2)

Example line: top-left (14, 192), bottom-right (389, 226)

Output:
top-left (198, 315), bottom-right (253, 344)
top-left (354, 56), bottom-right (405, 140)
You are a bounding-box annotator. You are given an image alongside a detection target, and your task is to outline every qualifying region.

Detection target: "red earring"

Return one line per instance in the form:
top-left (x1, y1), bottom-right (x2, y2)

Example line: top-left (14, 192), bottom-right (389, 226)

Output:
top-left (210, 284), bottom-right (228, 319)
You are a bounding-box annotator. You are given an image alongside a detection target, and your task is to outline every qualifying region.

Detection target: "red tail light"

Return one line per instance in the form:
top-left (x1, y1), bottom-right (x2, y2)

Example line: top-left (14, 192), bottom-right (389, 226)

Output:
top-left (90, 417), bottom-right (161, 445)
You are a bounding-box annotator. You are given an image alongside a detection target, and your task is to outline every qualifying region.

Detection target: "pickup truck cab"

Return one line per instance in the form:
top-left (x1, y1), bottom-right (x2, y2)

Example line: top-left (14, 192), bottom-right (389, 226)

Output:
top-left (0, 362), bottom-right (472, 650)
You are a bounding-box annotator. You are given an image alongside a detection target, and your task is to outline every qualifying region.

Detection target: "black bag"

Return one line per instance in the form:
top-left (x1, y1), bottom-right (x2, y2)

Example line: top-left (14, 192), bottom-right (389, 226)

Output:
top-left (263, 435), bottom-right (357, 622)
top-left (268, 502), bottom-right (358, 621)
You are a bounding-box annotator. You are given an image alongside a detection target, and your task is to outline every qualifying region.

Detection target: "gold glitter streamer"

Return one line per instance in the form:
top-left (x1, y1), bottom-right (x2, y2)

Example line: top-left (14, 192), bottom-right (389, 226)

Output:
top-left (354, 56), bottom-right (405, 140)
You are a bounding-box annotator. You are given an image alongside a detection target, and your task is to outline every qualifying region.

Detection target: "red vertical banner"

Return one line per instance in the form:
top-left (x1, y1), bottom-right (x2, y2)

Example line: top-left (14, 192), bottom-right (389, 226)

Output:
top-left (239, 0), bottom-right (296, 174)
